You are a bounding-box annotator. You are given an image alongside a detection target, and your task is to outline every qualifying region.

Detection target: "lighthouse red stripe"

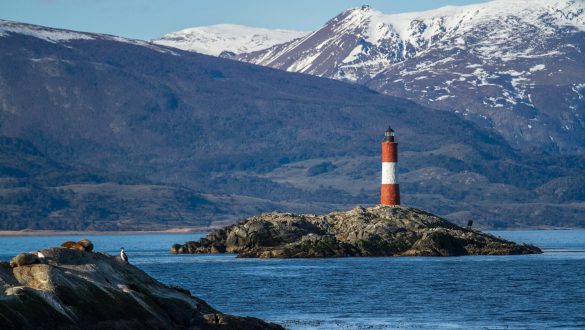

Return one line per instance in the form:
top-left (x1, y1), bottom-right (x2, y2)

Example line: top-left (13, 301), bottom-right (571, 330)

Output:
top-left (382, 142), bottom-right (397, 162)
top-left (381, 184), bottom-right (400, 205)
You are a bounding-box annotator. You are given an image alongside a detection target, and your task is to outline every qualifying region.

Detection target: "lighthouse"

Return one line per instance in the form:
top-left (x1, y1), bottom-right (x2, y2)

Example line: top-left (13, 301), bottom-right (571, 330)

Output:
top-left (381, 127), bottom-right (400, 206)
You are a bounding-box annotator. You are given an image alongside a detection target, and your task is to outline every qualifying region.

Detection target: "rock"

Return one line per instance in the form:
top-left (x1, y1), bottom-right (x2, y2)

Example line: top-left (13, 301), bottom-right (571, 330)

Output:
top-left (77, 238), bottom-right (94, 252)
top-left (9, 253), bottom-right (40, 268)
top-left (0, 247), bottom-right (283, 329)
top-left (173, 206), bottom-right (542, 258)
top-left (402, 231), bottom-right (468, 256)
top-left (170, 244), bottom-right (182, 254)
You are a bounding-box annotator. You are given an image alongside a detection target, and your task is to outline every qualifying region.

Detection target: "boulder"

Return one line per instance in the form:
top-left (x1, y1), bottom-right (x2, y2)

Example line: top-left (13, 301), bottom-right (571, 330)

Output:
top-left (170, 244), bottom-right (182, 254)
top-left (173, 206), bottom-right (542, 258)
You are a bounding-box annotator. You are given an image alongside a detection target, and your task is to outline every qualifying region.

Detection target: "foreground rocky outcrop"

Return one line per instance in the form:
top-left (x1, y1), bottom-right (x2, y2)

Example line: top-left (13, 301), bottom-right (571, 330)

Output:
top-left (0, 244), bottom-right (283, 329)
top-left (173, 206), bottom-right (542, 258)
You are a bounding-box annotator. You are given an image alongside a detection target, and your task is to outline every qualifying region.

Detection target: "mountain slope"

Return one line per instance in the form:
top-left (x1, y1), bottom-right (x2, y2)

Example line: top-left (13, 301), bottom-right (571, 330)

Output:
top-left (0, 136), bottom-right (217, 230)
top-left (152, 24), bottom-right (307, 56)
top-left (235, 0), bottom-right (585, 153)
top-left (0, 20), bottom-right (584, 229)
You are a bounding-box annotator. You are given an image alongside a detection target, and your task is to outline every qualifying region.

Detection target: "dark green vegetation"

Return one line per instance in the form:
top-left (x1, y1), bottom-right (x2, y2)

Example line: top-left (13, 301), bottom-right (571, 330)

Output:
top-left (1, 245), bottom-right (283, 329)
top-left (172, 206), bottom-right (542, 258)
top-left (0, 22), bottom-right (584, 230)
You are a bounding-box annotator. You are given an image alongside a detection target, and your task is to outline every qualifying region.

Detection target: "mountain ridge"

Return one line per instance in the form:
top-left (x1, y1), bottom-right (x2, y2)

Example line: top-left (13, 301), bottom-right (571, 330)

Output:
top-left (152, 24), bottom-right (307, 56)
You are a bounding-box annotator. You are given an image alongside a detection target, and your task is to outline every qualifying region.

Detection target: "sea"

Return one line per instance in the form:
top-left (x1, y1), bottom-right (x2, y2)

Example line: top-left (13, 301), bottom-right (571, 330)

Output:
top-left (1, 230), bottom-right (584, 329)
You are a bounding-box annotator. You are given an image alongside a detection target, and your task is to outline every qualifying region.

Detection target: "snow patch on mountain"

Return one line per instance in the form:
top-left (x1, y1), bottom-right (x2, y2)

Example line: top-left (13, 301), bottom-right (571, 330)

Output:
top-left (0, 20), bottom-right (178, 55)
top-left (152, 24), bottom-right (307, 56)
top-left (0, 20), bottom-right (94, 42)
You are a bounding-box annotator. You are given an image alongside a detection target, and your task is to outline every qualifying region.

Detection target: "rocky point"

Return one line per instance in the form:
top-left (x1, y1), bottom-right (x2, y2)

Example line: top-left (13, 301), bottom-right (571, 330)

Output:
top-left (0, 241), bottom-right (283, 329)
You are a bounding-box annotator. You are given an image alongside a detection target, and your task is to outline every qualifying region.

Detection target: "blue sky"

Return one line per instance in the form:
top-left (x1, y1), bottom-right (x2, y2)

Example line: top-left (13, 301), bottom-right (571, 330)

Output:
top-left (1, 0), bottom-right (491, 40)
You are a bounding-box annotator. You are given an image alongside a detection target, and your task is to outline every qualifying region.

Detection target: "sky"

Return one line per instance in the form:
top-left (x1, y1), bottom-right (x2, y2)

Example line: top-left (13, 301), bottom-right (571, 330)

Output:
top-left (1, 0), bottom-right (491, 40)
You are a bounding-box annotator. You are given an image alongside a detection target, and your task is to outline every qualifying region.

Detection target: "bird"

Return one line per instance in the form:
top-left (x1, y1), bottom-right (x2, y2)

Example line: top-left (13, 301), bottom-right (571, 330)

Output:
top-left (120, 247), bottom-right (128, 263)
top-left (37, 251), bottom-right (45, 259)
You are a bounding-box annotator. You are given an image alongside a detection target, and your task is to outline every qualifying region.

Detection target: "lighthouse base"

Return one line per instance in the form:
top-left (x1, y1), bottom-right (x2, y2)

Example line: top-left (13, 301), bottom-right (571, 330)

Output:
top-left (381, 184), bottom-right (400, 206)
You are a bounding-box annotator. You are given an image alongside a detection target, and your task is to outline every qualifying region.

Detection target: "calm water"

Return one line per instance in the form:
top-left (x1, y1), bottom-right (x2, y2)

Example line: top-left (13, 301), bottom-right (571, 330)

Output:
top-left (1, 231), bottom-right (585, 329)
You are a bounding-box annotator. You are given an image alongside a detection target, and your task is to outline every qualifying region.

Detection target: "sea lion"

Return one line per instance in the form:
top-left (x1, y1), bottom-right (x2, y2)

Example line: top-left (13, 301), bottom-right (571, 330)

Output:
top-left (77, 239), bottom-right (94, 252)
top-left (60, 241), bottom-right (85, 251)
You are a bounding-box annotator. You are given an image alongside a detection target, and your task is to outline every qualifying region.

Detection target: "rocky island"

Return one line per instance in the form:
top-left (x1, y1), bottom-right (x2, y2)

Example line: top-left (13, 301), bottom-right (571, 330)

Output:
top-left (0, 242), bottom-right (283, 329)
top-left (172, 206), bottom-right (542, 258)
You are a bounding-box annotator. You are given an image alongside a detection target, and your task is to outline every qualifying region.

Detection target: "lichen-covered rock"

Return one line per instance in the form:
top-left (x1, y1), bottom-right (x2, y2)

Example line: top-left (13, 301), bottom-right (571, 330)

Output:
top-left (0, 247), bottom-right (283, 329)
top-left (174, 206), bottom-right (542, 258)
top-left (9, 253), bottom-right (40, 268)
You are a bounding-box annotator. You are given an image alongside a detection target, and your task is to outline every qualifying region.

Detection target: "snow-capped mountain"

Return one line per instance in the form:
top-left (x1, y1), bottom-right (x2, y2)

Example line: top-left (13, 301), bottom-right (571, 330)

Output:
top-left (152, 24), bottom-right (307, 56)
top-left (235, 0), bottom-right (585, 153)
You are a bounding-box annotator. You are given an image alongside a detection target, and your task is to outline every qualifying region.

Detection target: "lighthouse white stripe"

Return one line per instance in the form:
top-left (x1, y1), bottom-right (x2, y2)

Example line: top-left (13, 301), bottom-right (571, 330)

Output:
top-left (382, 162), bottom-right (397, 184)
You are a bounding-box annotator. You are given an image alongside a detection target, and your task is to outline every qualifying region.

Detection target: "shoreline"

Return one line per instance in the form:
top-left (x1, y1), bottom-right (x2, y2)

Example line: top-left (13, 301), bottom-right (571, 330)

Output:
top-left (0, 226), bottom-right (583, 237)
top-left (0, 227), bottom-right (211, 237)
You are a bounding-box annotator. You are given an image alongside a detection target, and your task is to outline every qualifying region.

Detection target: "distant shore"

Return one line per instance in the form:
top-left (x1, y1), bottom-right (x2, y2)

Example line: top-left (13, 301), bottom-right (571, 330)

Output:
top-left (0, 227), bottom-right (210, 237)
top-left (0, 226), bottom-right (581, 237)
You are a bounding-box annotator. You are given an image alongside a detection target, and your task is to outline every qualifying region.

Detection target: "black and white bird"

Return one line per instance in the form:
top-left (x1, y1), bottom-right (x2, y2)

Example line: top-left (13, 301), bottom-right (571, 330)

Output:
top-left (120, 247), bottom-right (128, 263)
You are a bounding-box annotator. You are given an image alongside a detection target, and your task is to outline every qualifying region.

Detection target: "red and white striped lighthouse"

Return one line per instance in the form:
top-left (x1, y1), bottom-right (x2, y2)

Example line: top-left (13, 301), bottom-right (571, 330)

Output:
top-left (381, 127), bottom-right (400, 206)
